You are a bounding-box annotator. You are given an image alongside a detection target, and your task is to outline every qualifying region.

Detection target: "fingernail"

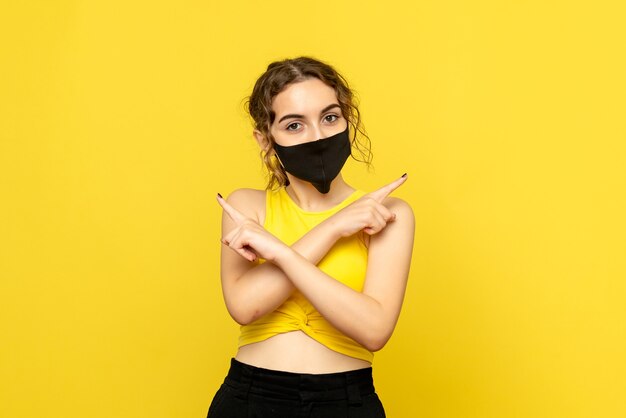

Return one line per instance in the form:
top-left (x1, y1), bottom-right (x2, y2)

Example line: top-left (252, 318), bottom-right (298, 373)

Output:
top-left (401, 173), bottom-right (407, 178)
top-left (217, 192), bottom-right (223, 198)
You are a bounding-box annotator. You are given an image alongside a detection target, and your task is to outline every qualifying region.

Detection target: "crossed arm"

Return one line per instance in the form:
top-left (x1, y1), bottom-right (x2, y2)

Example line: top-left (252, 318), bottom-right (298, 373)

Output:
top-left (218, 178), bottom-right (415, 351)
top-left (219, 187), bottom-right (354, 325)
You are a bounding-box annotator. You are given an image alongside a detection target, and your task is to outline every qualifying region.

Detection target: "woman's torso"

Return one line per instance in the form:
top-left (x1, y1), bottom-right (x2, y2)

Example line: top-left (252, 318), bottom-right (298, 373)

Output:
top-left (233, 187), bottom-right (372, 373)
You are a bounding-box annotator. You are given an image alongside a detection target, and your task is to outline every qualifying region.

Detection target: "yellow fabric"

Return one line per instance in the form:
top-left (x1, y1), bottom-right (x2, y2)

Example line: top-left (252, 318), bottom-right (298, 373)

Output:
top-left (238, 187), bottom-right (373, 363)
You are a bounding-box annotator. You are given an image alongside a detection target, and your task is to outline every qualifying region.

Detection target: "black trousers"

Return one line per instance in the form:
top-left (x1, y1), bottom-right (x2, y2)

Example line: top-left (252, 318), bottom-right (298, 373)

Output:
top-left (206, 358), bottom-right (386, 418)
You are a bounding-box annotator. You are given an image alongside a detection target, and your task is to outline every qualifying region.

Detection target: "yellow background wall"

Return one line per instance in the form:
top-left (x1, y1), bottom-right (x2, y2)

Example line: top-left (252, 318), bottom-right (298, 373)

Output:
top-left (1, 1), bottom-right (624, 417)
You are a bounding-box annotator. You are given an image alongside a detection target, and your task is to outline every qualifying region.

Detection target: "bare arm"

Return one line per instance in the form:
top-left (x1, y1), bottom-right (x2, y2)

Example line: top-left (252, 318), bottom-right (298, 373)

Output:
top-left (219, 189), bottom-right (351, 325)
top-left (272, 197), bottom-right (415, 351)
top-left (218, 176), bottom-right (413, 349)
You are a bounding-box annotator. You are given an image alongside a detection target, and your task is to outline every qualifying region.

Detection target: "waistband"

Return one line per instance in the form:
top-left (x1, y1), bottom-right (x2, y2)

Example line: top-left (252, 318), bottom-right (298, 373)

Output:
top-left (223, 358), bottom-right (375, 405)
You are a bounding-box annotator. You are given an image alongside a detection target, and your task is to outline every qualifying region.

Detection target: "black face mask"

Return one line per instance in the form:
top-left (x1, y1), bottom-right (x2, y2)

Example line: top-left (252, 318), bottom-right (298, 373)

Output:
top-left (273, 126), bottom-right (351, 194)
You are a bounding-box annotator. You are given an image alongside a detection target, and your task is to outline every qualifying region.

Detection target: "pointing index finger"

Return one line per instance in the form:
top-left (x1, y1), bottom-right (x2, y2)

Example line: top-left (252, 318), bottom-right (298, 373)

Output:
top-left (216, 193), bottom-right (247, 223)
top-left (369, 173), bottom-right (408, 202)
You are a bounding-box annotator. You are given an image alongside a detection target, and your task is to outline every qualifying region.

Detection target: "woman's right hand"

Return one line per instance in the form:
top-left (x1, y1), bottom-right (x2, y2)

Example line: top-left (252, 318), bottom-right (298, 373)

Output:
top-left (327, 174), bottom-right (408, 238)
top-left (217, 193), bottom-right (290, 263)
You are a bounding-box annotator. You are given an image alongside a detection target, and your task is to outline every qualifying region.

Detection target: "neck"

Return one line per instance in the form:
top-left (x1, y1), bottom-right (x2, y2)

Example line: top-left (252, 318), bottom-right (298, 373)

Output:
top-left (285, 174), bottom-right (355, 212)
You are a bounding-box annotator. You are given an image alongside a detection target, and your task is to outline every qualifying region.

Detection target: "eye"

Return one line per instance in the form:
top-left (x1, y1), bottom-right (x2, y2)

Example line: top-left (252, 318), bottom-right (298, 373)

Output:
top-left (324, 114), bottom-right (339, 123)
top-left (286, 122), bottom-right (301, 131)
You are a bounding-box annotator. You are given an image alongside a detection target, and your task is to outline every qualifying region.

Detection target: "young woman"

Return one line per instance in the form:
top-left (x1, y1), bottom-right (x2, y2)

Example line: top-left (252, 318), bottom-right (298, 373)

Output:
top-left (207, 57), bottom-right (415, 418)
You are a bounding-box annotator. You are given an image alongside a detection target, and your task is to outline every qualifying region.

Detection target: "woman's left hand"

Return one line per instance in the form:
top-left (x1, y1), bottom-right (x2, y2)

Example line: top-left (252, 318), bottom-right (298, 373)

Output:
top-left (217, 193), bottom-right (289, 263)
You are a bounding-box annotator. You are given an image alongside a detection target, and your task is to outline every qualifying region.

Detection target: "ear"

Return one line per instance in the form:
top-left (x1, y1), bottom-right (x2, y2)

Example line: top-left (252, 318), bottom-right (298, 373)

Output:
top-left (253, 129), bottom-right (270, 152)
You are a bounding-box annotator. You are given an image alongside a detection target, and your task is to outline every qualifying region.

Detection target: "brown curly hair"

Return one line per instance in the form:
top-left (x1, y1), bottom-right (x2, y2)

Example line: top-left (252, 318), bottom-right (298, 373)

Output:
top-left (244, 56), bottom-right (372, 190)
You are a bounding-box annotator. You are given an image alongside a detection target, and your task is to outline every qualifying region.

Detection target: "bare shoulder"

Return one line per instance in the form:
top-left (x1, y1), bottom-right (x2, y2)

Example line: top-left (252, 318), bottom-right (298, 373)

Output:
top-left (364, 196), bottom-right (414, 250)
top-left (225, 188), bottom-right (266, 223)
top-left (383, 196), bottom-right (414, 220)
top-left (225, 187), bottom-right (265, 203)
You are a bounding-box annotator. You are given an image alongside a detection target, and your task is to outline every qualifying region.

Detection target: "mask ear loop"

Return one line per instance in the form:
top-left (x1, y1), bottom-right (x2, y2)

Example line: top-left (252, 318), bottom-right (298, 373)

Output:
top-left (272, 152), bottom-right (285, 170)
top-left (277, 154), bottom-right (289, 186)
top-left (268, 149), bottom-right (290, 187)
top-left (264, 131), bottom-right (286, 170)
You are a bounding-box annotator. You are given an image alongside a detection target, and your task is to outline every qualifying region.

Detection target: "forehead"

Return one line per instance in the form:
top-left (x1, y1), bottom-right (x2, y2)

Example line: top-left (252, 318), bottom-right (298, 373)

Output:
top-left (271, 78), bottom-right (338, 115)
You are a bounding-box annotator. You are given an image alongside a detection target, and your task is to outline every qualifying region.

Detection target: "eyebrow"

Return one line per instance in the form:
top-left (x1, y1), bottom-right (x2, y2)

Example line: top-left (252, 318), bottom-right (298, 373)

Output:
top-left (277, 104), bottom-right (341, 124)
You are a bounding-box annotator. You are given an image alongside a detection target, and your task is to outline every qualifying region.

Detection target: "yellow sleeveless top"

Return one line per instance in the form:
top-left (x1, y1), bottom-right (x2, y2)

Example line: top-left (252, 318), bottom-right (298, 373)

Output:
top-left (238, 186), bottom-right (374, 363)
